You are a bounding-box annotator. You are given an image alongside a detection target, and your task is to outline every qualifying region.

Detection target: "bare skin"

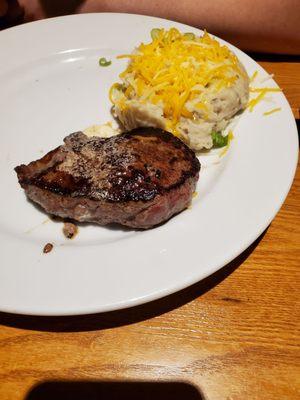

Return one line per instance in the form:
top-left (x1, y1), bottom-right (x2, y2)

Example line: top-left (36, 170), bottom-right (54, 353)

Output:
top-left (1, 0), bottom-right (300, 54)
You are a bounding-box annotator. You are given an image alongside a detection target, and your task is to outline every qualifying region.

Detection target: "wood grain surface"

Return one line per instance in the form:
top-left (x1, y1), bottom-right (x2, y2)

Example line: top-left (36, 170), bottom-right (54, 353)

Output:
top-left (0, 59), bottom-right (299, 400)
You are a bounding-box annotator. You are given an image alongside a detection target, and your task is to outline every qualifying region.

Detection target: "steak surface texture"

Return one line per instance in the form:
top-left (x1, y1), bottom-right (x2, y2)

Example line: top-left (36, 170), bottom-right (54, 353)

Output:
top-left (15, 128), bottom-right (200, 229)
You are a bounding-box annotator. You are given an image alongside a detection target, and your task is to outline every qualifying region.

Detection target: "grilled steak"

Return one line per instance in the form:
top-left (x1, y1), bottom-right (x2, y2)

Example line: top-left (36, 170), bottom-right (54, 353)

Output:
top-left (15, 128), bottom-right (200, 229)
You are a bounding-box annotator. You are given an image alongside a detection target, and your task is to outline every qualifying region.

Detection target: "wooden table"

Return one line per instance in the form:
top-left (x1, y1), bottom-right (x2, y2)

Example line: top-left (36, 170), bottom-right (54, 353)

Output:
top-left (0, 59), bottom-right (299, 400)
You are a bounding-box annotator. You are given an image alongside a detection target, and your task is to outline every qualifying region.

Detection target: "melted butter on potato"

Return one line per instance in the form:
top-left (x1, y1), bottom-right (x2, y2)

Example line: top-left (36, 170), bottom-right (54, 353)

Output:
top-left (83, 122), bottom-right (121, 138)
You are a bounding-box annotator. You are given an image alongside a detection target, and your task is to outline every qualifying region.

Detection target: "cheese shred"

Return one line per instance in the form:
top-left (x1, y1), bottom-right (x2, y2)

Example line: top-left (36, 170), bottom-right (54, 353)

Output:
top-left (250, 71), bottom-right (258, 83)
top-left (219, 130), bottom-right (234, 157)
top-left (248, 87), bottom-right (281, 112)
top-left (263, 107), bottom-right (281, 116)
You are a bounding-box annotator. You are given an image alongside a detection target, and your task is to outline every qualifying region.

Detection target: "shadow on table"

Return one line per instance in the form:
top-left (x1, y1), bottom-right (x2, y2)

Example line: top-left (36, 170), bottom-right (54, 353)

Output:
top-left (25, 380), bottom-right (204, 400)
top-left (248, 52), bottom-right (300, 63)
top-left (0, 230), bottom-right (267, 332)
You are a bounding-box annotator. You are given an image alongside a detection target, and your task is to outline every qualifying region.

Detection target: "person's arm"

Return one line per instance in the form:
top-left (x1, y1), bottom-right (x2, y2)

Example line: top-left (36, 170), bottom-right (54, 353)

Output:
top-left (77, 0), bottom-right (300, 54)
top-left (16, 0), bottom-right (300, 54)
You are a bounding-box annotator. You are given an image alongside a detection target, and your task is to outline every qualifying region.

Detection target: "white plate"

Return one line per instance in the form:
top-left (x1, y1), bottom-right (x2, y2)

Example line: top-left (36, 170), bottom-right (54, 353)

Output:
top-left (0, 14), bottom-right (298, 316)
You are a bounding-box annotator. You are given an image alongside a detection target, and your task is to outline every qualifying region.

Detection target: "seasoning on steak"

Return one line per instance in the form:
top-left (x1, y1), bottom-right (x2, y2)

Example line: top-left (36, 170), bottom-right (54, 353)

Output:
top-left (15, 127), bottom-right (200, 229)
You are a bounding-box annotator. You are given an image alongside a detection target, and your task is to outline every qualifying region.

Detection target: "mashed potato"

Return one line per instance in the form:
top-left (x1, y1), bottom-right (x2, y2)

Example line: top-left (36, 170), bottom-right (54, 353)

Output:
top-left (110, 28), bottom-right (249, 151)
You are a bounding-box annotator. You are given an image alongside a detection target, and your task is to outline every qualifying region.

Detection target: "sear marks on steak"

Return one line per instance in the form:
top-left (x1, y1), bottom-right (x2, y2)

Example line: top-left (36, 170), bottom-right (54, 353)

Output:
top-left (15, 128), bottom-right (200, 229)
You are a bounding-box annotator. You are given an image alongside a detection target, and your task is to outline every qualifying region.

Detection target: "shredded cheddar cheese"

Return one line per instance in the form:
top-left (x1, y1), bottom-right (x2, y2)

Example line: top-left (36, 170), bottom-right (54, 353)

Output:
top-left (247, 68), bottom-right (282, 113)
top-left (250, 87), bottom-right (281, 93)
top-left (250, 71), bottom-right (258, 83)
top-left (111, 28), bottom-right (247, 134)
top-left (248, 87), bottom-right (281, 112)
top-left (263, 107), bottom-right (281, 116)
top-left (219, 130), bottom-right (234, 157)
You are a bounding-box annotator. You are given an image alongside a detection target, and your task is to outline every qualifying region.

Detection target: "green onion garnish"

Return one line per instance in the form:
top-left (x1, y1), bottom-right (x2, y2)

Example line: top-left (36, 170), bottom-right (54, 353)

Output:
top-left (99, 57), bottom-right (112, 67)
top-left (151, 28), bottom-right (162, 40)
top-left (211, 131), bottom-right (229, 148)
top-left (183, 32), bottom-right (195, 40)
